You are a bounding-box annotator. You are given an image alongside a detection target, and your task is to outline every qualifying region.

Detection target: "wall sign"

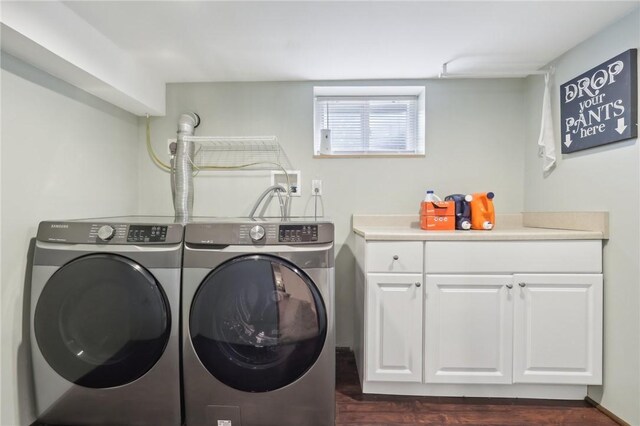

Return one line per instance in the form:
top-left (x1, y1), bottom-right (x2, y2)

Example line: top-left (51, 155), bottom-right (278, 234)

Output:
top-left (561, 49), bottom-right (637, 154)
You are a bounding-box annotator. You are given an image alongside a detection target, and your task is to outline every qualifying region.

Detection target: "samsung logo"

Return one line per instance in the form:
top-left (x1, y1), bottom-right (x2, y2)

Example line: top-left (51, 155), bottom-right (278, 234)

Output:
top-left (50, 224), bottom-right (69, 229)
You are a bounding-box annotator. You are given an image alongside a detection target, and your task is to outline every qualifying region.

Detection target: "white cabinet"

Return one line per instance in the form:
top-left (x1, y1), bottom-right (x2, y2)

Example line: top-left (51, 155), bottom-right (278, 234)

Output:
top-left (424, 273), bottom-right (603, 386)
top-left (422, 240), bottom-right (603, 387)
top-left (513, 274), bottom-right (603, 385)
top-left (366, 273), bottom-right (423, 382)
top-left (354, 235), bottom-right (603, 398)
top-left (424, 275), bottom-right (513, 384)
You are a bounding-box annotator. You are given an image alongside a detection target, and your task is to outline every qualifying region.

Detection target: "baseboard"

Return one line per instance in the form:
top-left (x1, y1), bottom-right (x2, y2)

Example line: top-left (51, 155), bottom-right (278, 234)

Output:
top-left (585, 396), bottom-right (630, 426)
top-left (363, 381), bottom-right (587, 399)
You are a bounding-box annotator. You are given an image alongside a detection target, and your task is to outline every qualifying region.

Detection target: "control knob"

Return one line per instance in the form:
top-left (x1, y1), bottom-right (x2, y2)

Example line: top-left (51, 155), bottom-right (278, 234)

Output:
top-left (249, 225), bottom-right (265, 242)
top-left (97, 225), bottom-right (116, 241)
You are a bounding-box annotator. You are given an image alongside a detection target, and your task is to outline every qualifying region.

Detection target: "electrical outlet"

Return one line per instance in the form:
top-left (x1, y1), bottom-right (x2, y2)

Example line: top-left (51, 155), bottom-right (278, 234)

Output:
top-left (311, 179), bottom-right (323, 195)
top-left (271, 170), bottom-right (301, 197)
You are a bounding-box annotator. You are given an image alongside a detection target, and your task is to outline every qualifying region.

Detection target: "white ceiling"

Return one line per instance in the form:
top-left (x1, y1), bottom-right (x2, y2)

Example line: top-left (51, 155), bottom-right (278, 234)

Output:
top-left (62, 1), bottom-right (639, 83)
top-left (2, 1), bottom-right (637, 115)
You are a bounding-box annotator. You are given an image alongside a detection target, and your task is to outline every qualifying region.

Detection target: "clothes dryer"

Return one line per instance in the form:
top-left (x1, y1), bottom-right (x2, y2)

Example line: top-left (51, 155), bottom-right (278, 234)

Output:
top-left (30, 217), bottom-right (183, 425)
top-left (182, 218), bottom-right (335, 426)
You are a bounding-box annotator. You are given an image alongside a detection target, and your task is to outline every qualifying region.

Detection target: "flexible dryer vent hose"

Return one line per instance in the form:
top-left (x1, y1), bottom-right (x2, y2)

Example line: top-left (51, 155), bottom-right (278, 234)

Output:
top-left (174, 112), bottom-right (200, 221)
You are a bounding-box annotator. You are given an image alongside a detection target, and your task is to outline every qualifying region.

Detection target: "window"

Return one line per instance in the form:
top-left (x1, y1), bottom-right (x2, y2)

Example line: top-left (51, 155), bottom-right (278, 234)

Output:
top-left (314, 86), bottom-right (425, 156)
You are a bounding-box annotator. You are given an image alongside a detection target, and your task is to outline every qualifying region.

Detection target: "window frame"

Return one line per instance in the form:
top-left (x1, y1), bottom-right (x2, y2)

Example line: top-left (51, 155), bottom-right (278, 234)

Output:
top-left (313, 86), bottom-right (426, 158)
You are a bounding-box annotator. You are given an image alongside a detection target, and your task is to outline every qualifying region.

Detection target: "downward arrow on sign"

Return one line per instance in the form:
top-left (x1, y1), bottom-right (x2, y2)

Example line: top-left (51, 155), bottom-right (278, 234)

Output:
top-left (615, 118), bottom-right (627, 134)
top-left (564, 133), bottom-right (573, 148)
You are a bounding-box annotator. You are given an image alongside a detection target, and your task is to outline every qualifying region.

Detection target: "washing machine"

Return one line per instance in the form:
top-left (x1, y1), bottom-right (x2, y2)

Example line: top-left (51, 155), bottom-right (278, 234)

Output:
top-left (30, 216), bottom-right (183, 425)
top-left (182, 218), bottom-right (335, 426)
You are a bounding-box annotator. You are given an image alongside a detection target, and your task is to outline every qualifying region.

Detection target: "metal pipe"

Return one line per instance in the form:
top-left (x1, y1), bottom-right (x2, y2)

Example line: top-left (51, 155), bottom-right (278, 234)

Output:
top-left (174, 112), bottom-right (200, 221)
top-left (439, 70), bottom-right (550, 78)
top-left (438, 60), bottom-right (553, 79)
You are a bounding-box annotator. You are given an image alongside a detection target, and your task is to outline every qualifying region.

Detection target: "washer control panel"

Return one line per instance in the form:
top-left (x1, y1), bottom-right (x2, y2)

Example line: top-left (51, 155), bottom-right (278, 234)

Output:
top-left (249, 225), bottom-right (266, 242)
top-left (127, 225), bottom-right (169, 243)
top-left (185, 221), bottom-right (333, 245)
top-left (238, 223), bottom-right (277, 244)
top-left (279, 225), bottom-right (318, 243)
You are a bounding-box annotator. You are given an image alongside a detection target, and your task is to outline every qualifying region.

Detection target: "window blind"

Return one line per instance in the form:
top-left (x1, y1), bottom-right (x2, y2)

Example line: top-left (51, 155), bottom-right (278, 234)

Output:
top-left (315, 96), bottom-right (420, 154)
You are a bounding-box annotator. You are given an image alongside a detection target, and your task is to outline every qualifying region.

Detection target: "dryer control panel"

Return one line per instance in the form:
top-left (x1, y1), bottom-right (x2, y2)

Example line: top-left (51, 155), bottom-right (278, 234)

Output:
top-left (37, 221), bottom-right (183, 245)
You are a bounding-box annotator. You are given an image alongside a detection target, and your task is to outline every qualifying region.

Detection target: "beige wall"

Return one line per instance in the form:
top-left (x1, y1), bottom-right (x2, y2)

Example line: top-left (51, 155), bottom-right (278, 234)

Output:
top-left (523, 9), bottom-right (640, 425)
top-left (0, 53), bottom-right (139, 426)
top-left (138, 78), bottom-right (527, 348)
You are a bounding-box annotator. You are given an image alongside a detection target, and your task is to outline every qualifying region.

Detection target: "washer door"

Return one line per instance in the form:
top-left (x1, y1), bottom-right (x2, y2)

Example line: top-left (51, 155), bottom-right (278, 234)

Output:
top-left (190, 254), bottom-right (327, 392)
top-left (34, 253), bottom-right (171, 389)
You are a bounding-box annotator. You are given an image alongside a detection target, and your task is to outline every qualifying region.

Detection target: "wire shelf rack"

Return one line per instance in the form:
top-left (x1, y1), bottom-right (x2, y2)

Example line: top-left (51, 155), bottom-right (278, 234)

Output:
top-left (183, 136), bottom-right (293, 171)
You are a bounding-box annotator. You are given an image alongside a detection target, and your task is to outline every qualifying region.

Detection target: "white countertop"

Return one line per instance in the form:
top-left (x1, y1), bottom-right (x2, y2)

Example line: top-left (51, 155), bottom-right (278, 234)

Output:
top-left (353, 213), bottom-right (607, 241)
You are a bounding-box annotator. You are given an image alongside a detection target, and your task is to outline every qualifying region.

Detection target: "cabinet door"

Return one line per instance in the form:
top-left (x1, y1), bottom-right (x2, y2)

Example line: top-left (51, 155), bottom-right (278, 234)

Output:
top-left (424, 275), bottom-right (513, 384)
top-left (513, 274), bottom-right (602, 385)
top-left (366, 273), bottom-right (423, 382)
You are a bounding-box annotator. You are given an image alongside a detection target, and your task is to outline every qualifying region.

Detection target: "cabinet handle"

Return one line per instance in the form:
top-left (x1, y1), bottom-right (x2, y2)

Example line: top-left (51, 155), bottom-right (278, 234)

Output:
top-left (506, 284), bottom-right (513, 289)
top-left (393, 255), bottom-right (399, 260)
top-left (518, 282), bottom-right (526, 288)
top-left (415, 282), bottom-right (421, 287)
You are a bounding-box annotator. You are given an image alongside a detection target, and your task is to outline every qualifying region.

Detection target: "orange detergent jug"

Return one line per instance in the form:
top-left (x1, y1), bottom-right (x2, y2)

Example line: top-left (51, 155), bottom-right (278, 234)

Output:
top-left (470, 192), bottom-right (495, 230)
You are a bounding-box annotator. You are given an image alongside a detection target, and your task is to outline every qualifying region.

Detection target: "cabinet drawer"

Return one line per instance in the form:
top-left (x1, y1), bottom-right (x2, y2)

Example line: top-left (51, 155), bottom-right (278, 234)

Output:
top-left (425, 240), bottom-right (602, 273)
top-left (367, 241), bottom-right (423, 273)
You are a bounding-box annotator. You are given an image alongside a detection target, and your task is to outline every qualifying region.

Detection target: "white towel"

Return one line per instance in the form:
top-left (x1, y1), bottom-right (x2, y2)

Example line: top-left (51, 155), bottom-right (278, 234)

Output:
top-left (537, 72), bottom-right (556, 172)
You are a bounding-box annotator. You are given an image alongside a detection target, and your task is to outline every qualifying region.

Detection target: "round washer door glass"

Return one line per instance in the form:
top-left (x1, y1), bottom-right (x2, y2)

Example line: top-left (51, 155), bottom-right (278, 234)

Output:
top-left (34, 253), bottom-right (171, 388)
top-left (190, 254), bottom-right (327, 392)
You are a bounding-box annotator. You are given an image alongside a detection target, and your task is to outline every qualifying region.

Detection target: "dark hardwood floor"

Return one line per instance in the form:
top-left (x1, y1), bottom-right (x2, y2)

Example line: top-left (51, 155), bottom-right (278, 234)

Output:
top-left (33, 349), bottom-right (619, 426)
top-left (335, 349), bottom-right (618, 426)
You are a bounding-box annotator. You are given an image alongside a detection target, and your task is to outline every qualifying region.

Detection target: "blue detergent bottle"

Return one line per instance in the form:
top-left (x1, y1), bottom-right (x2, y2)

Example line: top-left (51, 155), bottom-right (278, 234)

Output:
top-left (444, 194), bottom-right (473, 230)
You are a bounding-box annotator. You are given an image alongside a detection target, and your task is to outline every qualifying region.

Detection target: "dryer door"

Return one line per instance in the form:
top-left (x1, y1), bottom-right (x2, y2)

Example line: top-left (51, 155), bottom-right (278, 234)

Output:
top-left (34, 253), bottom-right (171, 388)
top-left (190, 254), bottom-right (327, 392)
